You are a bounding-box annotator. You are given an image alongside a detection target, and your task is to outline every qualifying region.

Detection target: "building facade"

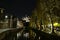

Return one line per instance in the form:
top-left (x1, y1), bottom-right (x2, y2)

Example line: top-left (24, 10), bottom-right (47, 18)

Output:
top-left (0, 8), bottom-right (17, 29)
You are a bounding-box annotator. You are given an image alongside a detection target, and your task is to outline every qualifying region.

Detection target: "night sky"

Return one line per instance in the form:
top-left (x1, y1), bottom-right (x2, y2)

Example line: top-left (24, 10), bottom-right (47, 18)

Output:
top-left (0, 0), bottom-right (36, 18)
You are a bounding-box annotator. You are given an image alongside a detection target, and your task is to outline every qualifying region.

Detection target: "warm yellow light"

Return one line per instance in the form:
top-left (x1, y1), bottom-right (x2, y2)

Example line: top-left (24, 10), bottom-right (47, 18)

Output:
top-left (53, 23), bottom-right (58, 26)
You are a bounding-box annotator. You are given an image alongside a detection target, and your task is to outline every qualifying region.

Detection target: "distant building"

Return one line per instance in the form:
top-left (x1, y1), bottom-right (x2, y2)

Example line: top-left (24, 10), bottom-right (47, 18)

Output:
top-left (0, 8), bottom-right (17, 29)
top-left (17, 18), bottom-right (23, 28)
top-left (22, 16), bottom-right (30, 22)
top-left (0, 8), bottom-right (9, 28)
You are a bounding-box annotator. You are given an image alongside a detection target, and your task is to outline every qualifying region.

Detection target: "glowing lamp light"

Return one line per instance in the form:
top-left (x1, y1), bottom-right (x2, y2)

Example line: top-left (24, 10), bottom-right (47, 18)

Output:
top-left (53, 23), bottom-right (58, 26)
top-left (5, 15), bottom-right (8, 18)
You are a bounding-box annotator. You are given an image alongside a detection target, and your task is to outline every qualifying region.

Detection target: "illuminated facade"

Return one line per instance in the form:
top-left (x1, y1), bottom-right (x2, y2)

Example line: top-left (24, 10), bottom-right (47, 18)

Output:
top-left (0, 8), bottom-right (8, 28)
top-left (0, 8), bottom-right (17, 29)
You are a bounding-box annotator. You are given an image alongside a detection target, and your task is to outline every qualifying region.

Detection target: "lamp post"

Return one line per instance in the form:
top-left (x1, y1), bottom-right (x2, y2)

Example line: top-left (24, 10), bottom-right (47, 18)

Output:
top-left (12, 16), bottom-right (17, 40)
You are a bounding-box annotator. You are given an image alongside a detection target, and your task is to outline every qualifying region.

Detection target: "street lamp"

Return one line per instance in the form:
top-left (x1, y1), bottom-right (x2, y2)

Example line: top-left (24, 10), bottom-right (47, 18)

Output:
top-left (5, 15), bottom-right (8, 19)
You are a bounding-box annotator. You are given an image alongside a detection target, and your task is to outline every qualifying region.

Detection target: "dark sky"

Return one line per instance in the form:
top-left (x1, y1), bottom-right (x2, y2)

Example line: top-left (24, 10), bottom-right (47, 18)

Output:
top-left (0, 0), bottom-right (36, 18)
